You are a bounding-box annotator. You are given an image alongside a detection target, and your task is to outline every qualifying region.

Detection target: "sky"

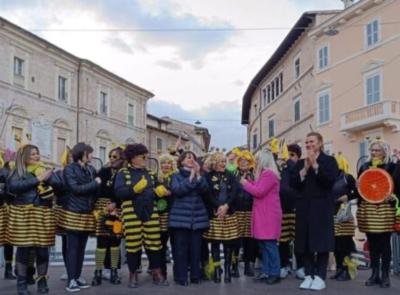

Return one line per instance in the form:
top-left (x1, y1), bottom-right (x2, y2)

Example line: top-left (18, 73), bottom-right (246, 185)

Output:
top-left (0, 0), bottom-right (343, 150)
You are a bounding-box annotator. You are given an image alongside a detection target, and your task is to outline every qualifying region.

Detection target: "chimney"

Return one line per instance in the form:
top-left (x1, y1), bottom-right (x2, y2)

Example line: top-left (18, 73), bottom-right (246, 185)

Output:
top-left (341, 0), bottom-right (355, 9)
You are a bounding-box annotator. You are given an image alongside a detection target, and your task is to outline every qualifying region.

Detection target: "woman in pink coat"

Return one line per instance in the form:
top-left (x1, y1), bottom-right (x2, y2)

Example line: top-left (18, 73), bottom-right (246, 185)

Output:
top-left (241, 149), bottom-right (282, 285)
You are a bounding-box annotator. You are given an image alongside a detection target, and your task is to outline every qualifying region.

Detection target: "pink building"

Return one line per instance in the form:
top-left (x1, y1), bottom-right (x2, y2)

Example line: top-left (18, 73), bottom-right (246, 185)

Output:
top-left (242, 0), bottom-right (400, 173)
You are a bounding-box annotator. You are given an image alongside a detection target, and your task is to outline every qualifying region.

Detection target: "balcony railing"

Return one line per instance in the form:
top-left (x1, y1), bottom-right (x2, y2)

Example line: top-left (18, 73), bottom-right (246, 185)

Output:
top-left (340, 100), bottom-right (400, 132)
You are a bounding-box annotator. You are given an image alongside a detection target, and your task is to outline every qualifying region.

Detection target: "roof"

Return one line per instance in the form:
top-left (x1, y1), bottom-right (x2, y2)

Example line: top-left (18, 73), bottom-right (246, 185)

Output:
top-left (147, 113), bottom-right (170, 124)
top-left (241, 11), bottom-right (339, 124)
top-left (0, 16), bottom-right (154, 98)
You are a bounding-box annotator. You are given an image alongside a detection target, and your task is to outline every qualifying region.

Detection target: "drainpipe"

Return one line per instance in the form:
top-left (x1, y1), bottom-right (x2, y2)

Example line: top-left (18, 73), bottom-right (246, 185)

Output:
top-left (76, 61), bottom-right (81, 143)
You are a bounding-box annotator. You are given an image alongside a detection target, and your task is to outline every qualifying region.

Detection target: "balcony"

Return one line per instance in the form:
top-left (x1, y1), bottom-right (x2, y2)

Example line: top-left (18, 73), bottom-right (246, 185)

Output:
top-left (340, 100), bottom-right (400, 132)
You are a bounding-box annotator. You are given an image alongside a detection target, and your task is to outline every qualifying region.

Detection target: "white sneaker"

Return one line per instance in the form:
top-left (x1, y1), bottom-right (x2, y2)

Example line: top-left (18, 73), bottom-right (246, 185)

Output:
top-left (60, 273), bottom-right (68, 281)
top-left (296, 267), bottom-right (305, 280)
top-left (280, 267), bottom-right (289, 279)
top-left (309, 276), bottom-right (326, 291)
top-left (299, 275), bottom-right (313, 289)
top-left (102, 269), bottom-right (111, 280)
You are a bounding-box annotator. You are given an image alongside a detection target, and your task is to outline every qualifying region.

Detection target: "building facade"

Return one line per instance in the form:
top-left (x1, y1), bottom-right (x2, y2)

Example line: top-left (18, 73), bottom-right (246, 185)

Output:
top-left (242, 0), bottom-right (400, 172)
top-left (0, 17), bottom-right (153, 167)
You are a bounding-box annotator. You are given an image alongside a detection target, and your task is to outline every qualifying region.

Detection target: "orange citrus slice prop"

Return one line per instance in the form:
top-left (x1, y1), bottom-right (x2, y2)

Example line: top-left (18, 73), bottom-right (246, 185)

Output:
top-left (358, 168), bottom-right (394, 203)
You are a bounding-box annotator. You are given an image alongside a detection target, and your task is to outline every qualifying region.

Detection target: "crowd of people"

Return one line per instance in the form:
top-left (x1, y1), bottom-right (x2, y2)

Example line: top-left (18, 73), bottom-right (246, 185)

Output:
top-left (0, 131), bottom-right (400, 294)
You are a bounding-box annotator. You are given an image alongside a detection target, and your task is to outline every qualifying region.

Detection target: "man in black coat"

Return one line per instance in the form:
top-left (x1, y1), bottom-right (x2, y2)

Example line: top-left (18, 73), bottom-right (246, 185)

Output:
top-left (290, 132), bottom-right (339, 291)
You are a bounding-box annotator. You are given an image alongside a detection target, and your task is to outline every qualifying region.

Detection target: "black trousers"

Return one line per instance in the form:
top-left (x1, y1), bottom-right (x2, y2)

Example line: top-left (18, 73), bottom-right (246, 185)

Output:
top-left (366, 232), bottom-right (392, 271)
top-left (66, 231), bottom-right (89, 282)
top-left (303, 252), bottom-right (329, 280)
top-left (279, 242), bottom-right (304, 269)
top-left (4, 244), bottom-right (14, 263)
top-left (171, 229), bottom-right (202, 282)
top-left (237, 237), bottom-right (258, 263)
top-left (16, 247), bottom-right (49, 277)
top-left (160, 231), bottom-right (169, 276)
top-left (334, 236), bottom-right (355, 269)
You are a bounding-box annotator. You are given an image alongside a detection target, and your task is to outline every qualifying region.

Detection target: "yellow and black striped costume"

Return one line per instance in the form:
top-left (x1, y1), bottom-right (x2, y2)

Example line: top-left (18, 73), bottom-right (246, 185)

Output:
top-left (356, 202), bottom-right (395, 233)
top-left (204, 171), bottom-right (239, 242)
top-left (157, 172), bottom-right (174, 233)
top-left (117, 167), bottom-right (162, 253)
top-left (94, 197), bottom-right (115, 236)
top-left (279, 213), bottom-right (296, 243)
top-left (235, 211), bottom-right (252, 238)
top-left (0, 204), bottom-right (7, 245)
top-left (58, 208), bottom-right (96, 233)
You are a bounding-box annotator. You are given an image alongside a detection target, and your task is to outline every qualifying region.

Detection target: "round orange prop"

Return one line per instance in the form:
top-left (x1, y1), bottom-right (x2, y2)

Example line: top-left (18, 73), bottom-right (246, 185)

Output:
top-left (358, 168), bottom-right (394, 203)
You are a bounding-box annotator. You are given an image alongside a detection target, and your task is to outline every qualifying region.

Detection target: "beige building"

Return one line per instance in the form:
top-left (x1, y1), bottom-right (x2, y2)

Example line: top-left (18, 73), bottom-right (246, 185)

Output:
top-left (0, 16), bottom-right (153, 167)
top-left (242, 0), bottom-right (400, 172)
top-left (146, 114), bottom-right (211, 158)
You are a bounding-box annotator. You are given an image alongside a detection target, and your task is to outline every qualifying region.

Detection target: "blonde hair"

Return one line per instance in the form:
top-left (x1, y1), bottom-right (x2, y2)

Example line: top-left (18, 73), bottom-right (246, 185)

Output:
top-left (254, 149), bottom-right (280, 179)
top-left (368, 140), bottom-right (391, 164)
top-left (159, 153), bottom-right (176, 173)
top-left (207, 152), bottom-right (226, 171)
top-left (15, 144), bottom-right (39, 177)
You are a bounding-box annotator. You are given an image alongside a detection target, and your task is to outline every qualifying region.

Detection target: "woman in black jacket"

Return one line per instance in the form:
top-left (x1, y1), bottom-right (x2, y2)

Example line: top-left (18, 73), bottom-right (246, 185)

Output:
top-left (356, 140), bottom-right (399, 288)
top-left (203, 152), bottom-right (239, 283)
top-left (8, 144), bottom-right (61, 295)
top-left (59, 143), bottom-right (101, 293)
top-left (1, 161), bottom-right (17, 280)
top-left (290, 132), bottom-right (338, 291)
top-left (91, 147), bottom-right (124, 286)
top-left (169, 151), bottom-right (209, 286)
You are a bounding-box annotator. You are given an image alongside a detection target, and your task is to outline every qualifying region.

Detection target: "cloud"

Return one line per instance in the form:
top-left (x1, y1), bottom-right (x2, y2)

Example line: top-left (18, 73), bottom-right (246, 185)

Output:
top-left (148, 99), bottom-right (246, 149)
top-left (156, 60), bottom-right (182, 70)
top-left (103, 36), bottom-right (134, 55)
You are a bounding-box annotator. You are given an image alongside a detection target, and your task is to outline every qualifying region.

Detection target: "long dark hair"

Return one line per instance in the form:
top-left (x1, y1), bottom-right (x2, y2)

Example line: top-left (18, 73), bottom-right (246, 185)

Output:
top-left (177, 151), bottom-right (197, 169)
top-left (15, 144), bottom-right (39, 177)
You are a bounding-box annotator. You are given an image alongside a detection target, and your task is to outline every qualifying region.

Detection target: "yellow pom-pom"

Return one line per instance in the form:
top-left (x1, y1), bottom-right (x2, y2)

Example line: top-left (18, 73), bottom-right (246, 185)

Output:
top-left (133, 176), bottom-right (148, 194)
top-left (155, 185), bottom-right (168, 198)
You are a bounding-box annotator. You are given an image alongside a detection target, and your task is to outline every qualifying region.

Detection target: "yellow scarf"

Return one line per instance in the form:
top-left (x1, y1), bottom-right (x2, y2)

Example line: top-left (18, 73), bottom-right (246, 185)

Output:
top-left (370, 159), bottom-right (384, 168)
top-left (27, 163), bottom-right (53, 200)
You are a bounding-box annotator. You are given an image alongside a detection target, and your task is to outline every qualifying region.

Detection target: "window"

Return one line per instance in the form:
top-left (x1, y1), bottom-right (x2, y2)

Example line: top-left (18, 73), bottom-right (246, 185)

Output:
top-left (275, 77), bottom-right (279, 97)
top-left (366, 19), bottom-right (380, 48)
top-left (14, 57), bottom-right (24, 76)
top-left (279, 73), bottom-right (283, 92)
top-left (318, 46), bottom-right (329, 70)
top-left (157, 137), bottom-right (163, 152)
top-left (56, 138), bottom-right (66, 164)
top-left (365, 73), bottom-right (381, 105)
top-left (268, 118), bottom-right (275, 138)
top-left (99, 146), bottom-right (107, 164)
top-left (128, 103), bottom-right (135, 126)
top-left (252, 134), bottom-right (258, 150)
top-left (262, 88), bottom-right (267, 107)
top-left (294, 96), bottom-right (301, 122)
top-left (58, 76), bottom-right (67, 102)
top-left (294, 58), bottom-right (300, 79)
top-left (99, 91), bottom-right (108, 115)
top-left (318, 91), bottom-right (331, 124)
top-left (11, 127), bottom-right (23, 151)
top-left (267, 86), bottom-right (271, 104)
top-left (271, 81), bottom-right (275, 100)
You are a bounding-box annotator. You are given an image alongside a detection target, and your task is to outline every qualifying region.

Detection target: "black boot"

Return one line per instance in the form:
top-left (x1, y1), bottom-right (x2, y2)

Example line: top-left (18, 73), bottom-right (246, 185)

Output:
top-left (17, 276), bottom-right (31, 295)
top-left (214, 266), bottom-right (222, 283)
top-left (37, 276), bottom-right (49, 294)
top-left (244, 262), bottom-right (255, 277)
top-left (4, 262), bottom-right (16, 280)
top-left (110, 268), bottom-right (121, 285)
top-left (26, 266), bottom-right (35, 285)
top-left (365, 267), bottom-right (381, 286)
top-left (231, 257), bottom-right (240, 278)
top-left (92, 270), bottom-right (102, 286)
top-left (380, 269), bottom-right (390, 288)
top-left (330, 267), bottom-right (343, 280)
top-left (224, 248), bottom-right (232, 283)
top-left (336, 266), bottom-right (351, 281)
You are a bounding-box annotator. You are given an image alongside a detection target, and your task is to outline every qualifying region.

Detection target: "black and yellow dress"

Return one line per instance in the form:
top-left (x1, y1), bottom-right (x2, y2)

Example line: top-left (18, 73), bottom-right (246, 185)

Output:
top-left (232, 169), bottom-right (257, 277)
top-left (157, 171), bottom-right (174, 277)
top-left (114, 165), bottom-right (168, 284)
top-left (356, 161), bottom-right (398, 287)
top-left (331, 171), bottom-right (357, 281)
top-left (0, 167), bottom-right (9, 247)
top-left (7, 164), bottom-right (61, 292)
top-left (92, 166), bottom-right (122, 285)
top-left (203, 170), bottom-right (239, 283)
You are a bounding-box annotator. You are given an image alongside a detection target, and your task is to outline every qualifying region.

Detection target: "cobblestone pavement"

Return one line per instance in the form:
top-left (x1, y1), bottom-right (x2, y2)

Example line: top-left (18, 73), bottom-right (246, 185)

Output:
top-left (1, 265), bottom-right (400, 295)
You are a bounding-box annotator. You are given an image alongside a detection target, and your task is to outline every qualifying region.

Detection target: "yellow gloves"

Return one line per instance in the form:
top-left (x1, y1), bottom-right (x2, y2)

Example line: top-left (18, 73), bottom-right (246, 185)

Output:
top-left (154, 185), bottom-right (168, 198)
top-left (133, 176), bottom-right (148, 194)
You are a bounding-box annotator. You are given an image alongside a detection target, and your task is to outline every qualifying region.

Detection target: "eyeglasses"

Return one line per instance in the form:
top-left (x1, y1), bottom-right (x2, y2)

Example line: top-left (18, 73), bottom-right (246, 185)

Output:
top-left (140, 155), bottom-right (148, 160)
top-left (289, 152), bottom-right (297, 157)
top-left (109, 155), bottom-right (119, 159)
top-left (370, 149), bottom-right (383, 153)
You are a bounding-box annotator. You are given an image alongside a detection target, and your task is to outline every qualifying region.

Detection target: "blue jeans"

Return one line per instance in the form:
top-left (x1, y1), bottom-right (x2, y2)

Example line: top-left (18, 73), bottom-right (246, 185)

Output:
top-left (259, 240), bottom-right (280, 276)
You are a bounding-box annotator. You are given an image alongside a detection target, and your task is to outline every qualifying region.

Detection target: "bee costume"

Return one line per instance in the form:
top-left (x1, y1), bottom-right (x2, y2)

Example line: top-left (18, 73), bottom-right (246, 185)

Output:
top-left (113, 143), bottom-right (169, 288)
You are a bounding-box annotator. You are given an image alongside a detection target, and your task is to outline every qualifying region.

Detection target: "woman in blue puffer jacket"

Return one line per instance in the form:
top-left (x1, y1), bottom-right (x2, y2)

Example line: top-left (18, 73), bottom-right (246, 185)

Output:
top-left (169, 151), bottom-right (209, 286)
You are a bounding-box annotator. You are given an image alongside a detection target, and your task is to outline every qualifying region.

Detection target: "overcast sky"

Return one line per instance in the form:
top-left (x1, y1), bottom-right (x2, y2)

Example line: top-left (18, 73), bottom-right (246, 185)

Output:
top-left (0, 0), bottom-right (343, 150)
